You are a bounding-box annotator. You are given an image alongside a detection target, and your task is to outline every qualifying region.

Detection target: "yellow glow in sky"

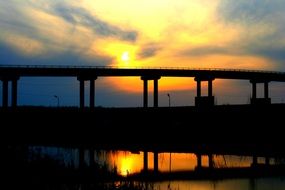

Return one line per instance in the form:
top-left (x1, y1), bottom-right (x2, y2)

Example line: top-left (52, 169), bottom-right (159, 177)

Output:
top-left (121, 51), bottom-right (130, 62)
top-left (1, 0), bottom-right (284, 105)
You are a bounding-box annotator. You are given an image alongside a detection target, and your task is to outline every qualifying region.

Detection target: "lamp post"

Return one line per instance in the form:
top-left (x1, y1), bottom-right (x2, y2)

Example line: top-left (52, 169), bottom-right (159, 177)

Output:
top-left (167, 93), bottom-right (171, 107)
top-left (54, 95), bottom-right (60, 107)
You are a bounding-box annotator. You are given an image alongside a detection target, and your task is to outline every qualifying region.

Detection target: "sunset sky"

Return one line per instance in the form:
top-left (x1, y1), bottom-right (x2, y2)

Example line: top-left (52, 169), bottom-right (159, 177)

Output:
top-left (1, 0), bottom-right (285, 107)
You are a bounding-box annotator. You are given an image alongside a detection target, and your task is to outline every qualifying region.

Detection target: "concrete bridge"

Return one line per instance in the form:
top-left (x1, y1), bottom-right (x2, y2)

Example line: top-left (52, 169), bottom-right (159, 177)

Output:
top-left (1, 65), bottom-right (285, 108)
top-left (2, 65), bottom-right (285, 174)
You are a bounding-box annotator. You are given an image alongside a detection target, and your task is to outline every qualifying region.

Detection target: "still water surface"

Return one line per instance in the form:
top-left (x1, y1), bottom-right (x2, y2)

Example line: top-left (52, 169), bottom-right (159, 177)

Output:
top-left (31, 148), bottom-right (285, 190)
top-left (99, 151), bottom-right (284, 190)
top-left (104, 151), bottom-right (259, 175)
top-left (148, 178), bottom-right (285, 190)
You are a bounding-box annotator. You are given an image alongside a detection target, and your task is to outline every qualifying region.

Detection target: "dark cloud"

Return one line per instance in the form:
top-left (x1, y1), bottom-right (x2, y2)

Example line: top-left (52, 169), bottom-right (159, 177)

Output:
top-left (249, 46), bottom-right (285, 62)
top-left (137, 43), bottom-right (161, 59)
top-left (0, 43), bottom-right (113, 66)
top-left (218, 0), bottom-right (285, 25)
top-left (53, 4), bottom-right (138, 42)
top-left (181, 43), bottom-right (285, 63)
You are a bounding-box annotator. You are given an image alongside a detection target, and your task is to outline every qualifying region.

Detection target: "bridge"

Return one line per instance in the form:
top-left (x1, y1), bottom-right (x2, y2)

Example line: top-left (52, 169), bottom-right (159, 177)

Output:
top-left (1, 65), bottom-right (285, 108)
top-left (2, 65), bottom-right (285, 174)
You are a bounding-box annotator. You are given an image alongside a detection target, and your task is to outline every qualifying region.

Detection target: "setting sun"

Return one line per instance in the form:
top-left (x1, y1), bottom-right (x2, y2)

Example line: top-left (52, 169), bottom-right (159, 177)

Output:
top-left (121, 51), bottom-right (130, 61)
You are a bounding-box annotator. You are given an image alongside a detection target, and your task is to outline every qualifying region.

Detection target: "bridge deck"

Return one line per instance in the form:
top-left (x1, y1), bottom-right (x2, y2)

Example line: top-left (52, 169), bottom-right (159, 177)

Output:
top-left (1, 65), bottom-right (285, 81)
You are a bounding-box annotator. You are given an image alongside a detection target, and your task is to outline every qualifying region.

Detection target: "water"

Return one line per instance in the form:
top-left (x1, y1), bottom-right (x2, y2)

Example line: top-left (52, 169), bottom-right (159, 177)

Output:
top-left (100, 151), bottom-right (285, 190)
top-left (26, 148), bottom-right (285, 190)
top-left (149, 178), bottom-right (285, 190)
top-left (105, 151), bottom-right (256, 175)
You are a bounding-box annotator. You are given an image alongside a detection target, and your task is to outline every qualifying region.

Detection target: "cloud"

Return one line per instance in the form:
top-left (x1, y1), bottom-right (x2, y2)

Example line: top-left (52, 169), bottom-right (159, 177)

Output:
top-left (0, 43), bottom-right (113, 66)
top-left (52, 3), bottom-right (138, 42)
top-left (248, 45), bottom-right (285, 62)
top-left (137, 43), bottom-right (161, 59)
top-left (218, 0), bottom-right (285, 25)
top-left (0, 1), bottom-right (135, 66)
top-left (212, 0), bottom-right (285, 66)
top-left (181, 43), bottom-right (285, 64)
top-left (3, 34), bottom-right (45, 56)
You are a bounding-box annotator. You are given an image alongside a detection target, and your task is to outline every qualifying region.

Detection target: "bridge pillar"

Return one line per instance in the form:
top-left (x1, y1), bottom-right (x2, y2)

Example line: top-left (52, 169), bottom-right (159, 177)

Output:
top-left (195, 77), bottom-right (215, 107)
top-left (252, 155), bottom-right (258, 167)
top-left (79, 148), bottom-right (85, 169)
top-left (141, 76), bottom-right (161, 108)
top-left (78, 76), bottom-right (97, 108)
top-left (265, 157), bottom-right (270, 166)
top-left (143, 79), bottom-right (148, 107)
top-left (208, 154), bottom-right (214, 169)
top-left (143, 151), bottom-right (148, 172)
top-left (89, 149), bottom-right (95, 167)
top-left (2, 80), bottom-right (8, 108)
top-left (196, 153), bottom-right (202, 169)
top-left (208, 80), bottom-right (213, 97)
top-left (250, 80), bottom-right (271, 105)
top-left (1, 76), bottom-right (19, 108)
top-left (154, 79), bottom-right (158, 107)
top-left (154, 151), bottom-right (159, 173)
top-left (252, 82), bottom-right (257, 99)
top-left (89, 78), bottom-right (97, 108)
top-left (12, 79), bottom-right (18, 107)
top-left (197, 80), bottom-right (201, 98)
top-left (79, 80), bottom-right (85, 108)
top-left (90, 80), bottom-right (95, 108)
top-left (264, 82), bottom-right (269, 99)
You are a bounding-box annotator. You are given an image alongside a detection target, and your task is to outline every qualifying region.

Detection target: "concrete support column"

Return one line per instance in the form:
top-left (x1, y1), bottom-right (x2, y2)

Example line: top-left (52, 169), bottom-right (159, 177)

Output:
top-left (208, 154), bottom-right (213, 169)
top-left (154, 151), bottom-right (158, 173)
top-left (264, 82), bottom-right (269, 99)
top-left (143, 151), bottom-right (148, 172)
top-left (252, 82), bottom-right (257, 99)
top-left (143, 80), bottom-right (148, 108)
top-left (79, 148), bottom-right (85, 169)
top-left (12, 79), bottom-right (18, 107)
top-left (265, 157), bottom-right (270, 166)
top-left (250, 80), bottom-right (271, 105)
top-left (90, 80), bottom-right (95, 108)
top-left (141, 76), bottom-right (160, 108)
top-left (153, 79), bottom-right (158, 107)
top-left (208, 80), bottom-right (213, 97)
top-left (79, 80), bottom-right (85, 108)
top-left (196, 153), bottom-right (202, 169)
top-left (89, 149), bottom-right (95, 167)
top-left (2, 80), bottom-right (8, 108)
top-left (252, 156), bottom-right (258, 166)
top-left (197, 80), bottom-right (201, 97)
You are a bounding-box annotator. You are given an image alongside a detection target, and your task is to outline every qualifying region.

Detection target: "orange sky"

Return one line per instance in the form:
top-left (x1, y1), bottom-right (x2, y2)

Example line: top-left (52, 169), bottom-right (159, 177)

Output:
top-left (1, 0), bottom-right (284, 106)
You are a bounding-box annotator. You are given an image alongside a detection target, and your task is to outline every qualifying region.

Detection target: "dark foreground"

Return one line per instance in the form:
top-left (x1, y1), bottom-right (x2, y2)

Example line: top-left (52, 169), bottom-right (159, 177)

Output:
top-left (5, 104), bottom-right (285, 189)
top-left (3, 104), bottom-right (285, 147)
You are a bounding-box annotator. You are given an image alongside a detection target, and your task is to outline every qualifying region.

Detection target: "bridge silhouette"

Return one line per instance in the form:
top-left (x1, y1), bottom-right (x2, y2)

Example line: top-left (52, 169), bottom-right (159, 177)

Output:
top-left (1, 65), bottom-right (285, 108)
top-left (3, 65), bottom-right (285, 175)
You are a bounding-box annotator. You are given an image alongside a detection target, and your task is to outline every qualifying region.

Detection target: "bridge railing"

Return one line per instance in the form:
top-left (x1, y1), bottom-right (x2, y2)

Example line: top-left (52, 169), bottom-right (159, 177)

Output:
top-left (0, 64), bottom-right (284, 74)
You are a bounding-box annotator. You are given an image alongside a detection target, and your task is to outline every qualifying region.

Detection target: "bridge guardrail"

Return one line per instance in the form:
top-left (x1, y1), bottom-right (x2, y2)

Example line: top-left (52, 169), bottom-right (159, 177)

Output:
top-left (0, 64), bottom-right (284, 74)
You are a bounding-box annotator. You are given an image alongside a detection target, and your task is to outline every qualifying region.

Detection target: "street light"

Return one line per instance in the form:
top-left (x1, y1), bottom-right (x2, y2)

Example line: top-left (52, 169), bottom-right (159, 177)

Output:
top-left (54, 95), bottom-right (60, 107)
top-left (167, 93), bottom-right (171, 107)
